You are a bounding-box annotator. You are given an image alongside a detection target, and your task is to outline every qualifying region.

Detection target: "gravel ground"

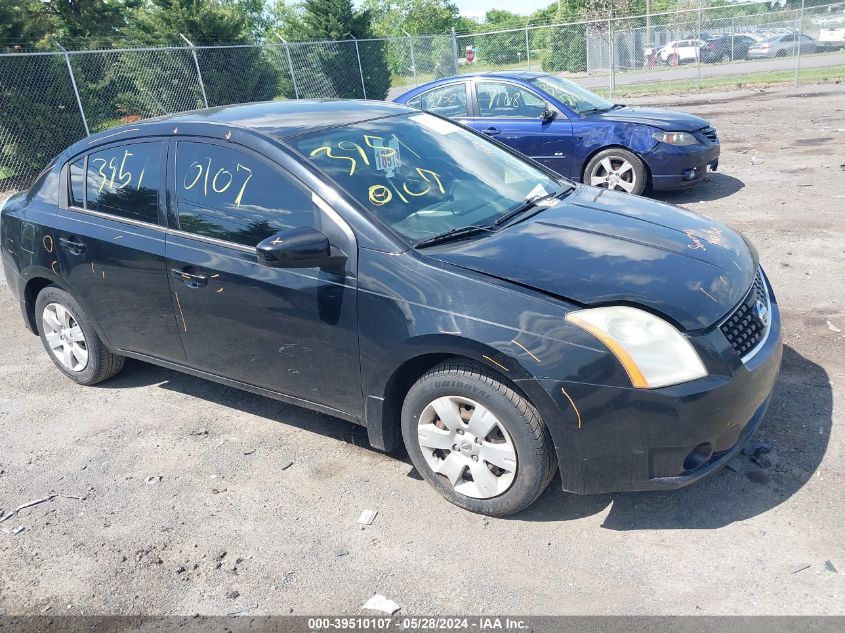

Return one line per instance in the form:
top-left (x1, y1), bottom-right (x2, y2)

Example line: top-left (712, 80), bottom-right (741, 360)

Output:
top-left (1, 84), bottom-right (843, 616)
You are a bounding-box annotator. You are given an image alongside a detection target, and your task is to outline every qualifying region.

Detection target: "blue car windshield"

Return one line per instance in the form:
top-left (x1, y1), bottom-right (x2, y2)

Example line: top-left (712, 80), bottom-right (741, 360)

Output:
top-left (528, 75), bottom-right (614, 114)
top-left (292, 112), bottom-right (564, 242)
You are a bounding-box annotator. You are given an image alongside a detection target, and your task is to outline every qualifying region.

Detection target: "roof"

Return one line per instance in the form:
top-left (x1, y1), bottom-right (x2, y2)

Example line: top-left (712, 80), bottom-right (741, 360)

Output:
top-left (392, 71), bottom-right (550, 101)
top-left (78, 99), bottom-right (412, 151)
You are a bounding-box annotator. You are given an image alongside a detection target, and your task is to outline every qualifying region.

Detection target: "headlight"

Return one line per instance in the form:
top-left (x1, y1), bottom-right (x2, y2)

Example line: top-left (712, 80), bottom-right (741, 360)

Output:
top-left (566, 306), bottom-right (707, 389)
top-left (652, 131), bottom-right (699, 146)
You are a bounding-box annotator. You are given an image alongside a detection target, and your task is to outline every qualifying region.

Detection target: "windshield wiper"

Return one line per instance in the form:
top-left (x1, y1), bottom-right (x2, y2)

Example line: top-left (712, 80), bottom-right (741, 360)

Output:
top-left (414, 224), bottom-right (496, 249)
top-left (493, 185), bottom-right (573, 228)
top-left (580, 104), bottom-right (622, 115)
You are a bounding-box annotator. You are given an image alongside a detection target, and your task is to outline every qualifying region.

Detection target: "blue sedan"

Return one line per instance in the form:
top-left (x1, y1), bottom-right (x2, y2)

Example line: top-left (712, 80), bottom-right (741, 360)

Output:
top-left (394, 71), bottom-right (720, 196)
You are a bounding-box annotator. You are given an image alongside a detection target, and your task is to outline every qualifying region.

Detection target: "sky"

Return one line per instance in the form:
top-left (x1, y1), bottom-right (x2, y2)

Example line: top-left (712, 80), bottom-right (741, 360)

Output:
top-left (454, 0), bottom-right (556, 19)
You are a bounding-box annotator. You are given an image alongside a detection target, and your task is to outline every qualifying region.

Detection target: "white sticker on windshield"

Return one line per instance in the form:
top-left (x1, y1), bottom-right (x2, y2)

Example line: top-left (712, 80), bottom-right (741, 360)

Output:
top-left (374, 138), bottom-right (401, 177)
top-left (409, 113), bottom-right (460, 135)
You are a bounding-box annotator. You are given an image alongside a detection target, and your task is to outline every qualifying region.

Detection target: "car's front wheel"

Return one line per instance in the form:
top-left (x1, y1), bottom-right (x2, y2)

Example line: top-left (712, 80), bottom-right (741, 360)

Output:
top-left (35, 286), bottom-right (124, 385)
top-left (584, 148), bottom-right (647, 195)
top-left (401, 359), bottom-right (557, 516)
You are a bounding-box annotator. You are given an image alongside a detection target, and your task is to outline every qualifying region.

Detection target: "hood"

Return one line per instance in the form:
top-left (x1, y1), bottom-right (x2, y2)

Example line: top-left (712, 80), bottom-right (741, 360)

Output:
top-left (589, 106), bottom-right (710, 132)
top-left (425, 186), bottom-right (756, 331)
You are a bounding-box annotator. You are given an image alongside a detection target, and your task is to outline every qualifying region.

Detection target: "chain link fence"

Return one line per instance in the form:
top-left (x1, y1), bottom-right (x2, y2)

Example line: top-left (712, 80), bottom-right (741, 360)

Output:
top-left (2, 0), bottom-right (844, 194)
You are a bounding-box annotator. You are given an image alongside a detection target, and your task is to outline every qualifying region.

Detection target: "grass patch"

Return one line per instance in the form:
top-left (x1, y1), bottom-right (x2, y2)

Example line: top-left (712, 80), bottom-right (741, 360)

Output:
top-left (590, 66), bottom-right (845, 98)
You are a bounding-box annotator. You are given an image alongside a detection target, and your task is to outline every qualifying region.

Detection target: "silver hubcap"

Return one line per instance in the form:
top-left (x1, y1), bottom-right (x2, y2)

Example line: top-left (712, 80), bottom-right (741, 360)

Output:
top-left (590, 156), bottom-right (637, 193)
top-left (417, 396), bottom-right (517, 499)
top-left (42, 303), bottom-right (88, 372)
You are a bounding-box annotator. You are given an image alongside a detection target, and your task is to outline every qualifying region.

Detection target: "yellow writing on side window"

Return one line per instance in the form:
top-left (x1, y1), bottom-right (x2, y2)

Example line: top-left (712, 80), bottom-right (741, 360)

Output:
top-left (183, 158), bottom-right (253, 208)
top-left (92, 149), bottom-right (145, 193)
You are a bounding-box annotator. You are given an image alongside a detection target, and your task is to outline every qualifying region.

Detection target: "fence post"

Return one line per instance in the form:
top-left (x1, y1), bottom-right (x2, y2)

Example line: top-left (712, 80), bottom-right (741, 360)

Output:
top-left (795, 0), bottom-right (805, 86)
top-left (179, 33), bottom-right (208, 108)
top-left (608, 11), bottom-right (614, 99)
top-left (696, 1), bottom-right (702, 91)
top-left (275, 33), bottom-right (300, 100)
top-left (346, 34), bottom-right (367, 99)
top-left (525, 26), bottom-right (531, 71)
top-left (403, 29), bottom-right (418, 87)
top-left (731, 16), bottom-right (736, 61)
top-left (53, 41), bottom-right (90, 137)
top-left (451, 27), bottom-right (459, 74)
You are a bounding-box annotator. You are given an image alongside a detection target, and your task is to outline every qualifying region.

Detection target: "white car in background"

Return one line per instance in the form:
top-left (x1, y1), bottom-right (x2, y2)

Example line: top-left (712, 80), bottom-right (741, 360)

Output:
top-left (657, 39), bottom-right (705, 64)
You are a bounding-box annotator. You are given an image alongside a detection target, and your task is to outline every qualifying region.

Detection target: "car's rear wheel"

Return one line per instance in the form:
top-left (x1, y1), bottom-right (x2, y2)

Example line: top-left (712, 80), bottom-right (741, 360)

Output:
top-left (401, 359), bottom-right (557, 516)
top-left (35, 286), bottom-right (124, 385)
top-left (584, 148), bottom-right (647, 195)
top-left (720, 52), bottom-right (731, 63)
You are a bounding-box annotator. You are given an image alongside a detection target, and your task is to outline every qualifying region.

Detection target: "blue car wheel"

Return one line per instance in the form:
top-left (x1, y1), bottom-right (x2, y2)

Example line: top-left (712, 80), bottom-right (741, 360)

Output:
top-left (583, 148), bottom-right (647, 196)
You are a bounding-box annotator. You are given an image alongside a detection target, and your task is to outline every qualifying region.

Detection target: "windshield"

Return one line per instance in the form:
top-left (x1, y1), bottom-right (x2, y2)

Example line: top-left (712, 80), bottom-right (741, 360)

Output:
top-left (292, 113), bottom-right (564, 242)
top-left (528, 75), bottom-right (614, 115)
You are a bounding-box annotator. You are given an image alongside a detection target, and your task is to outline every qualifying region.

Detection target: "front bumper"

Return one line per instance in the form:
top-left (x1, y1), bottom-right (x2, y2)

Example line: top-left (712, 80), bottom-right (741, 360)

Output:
top-left (539, 286), bottom-right (782, 495)
top-left (647, 140), bottom-right (721, 190)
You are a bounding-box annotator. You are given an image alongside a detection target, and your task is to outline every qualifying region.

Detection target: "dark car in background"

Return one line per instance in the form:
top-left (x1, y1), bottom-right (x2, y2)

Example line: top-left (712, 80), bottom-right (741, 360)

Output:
top-left (700, 34), bottom-right (758, 62)
top-left (1, 100), bottom-right (781, 516)
top-left (394, 71), bottom-right (720, 196)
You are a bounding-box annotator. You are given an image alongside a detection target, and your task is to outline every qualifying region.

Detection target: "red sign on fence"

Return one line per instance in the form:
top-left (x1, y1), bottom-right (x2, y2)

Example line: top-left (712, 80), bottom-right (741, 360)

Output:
top-left (465, 46), bottom-right (475, 63)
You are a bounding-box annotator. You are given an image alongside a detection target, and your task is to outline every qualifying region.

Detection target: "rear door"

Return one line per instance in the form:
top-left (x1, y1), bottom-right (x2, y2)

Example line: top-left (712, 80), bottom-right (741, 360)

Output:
top-left (406, 82), bottom-right (471, 126)
top-left (467, 80), bottom-right (573, 177)
top-left (54, 140), bottom-right (186, 362)
top-left (164, 139), bottom-right (361, 416)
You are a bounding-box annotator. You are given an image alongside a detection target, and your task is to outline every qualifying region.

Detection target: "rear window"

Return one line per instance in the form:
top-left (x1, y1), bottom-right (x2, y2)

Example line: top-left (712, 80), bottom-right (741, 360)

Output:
top-left (85, 142), bottom-right (162, 224)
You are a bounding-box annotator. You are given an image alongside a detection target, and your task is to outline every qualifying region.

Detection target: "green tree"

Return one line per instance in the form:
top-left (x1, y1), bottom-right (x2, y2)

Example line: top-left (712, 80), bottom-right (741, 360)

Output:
top-left (542, 25), bottom-right (587, 72)
top-left (363, 0), bottom-right (462, 37)
top-left (0, 0), bottom-right (55, 50)
top-left (121, 0), bottom-right (283, 108)
top-left (295, 0), bottom-right (391, 99)
top-left (43, 0), bottom-right (142, 47)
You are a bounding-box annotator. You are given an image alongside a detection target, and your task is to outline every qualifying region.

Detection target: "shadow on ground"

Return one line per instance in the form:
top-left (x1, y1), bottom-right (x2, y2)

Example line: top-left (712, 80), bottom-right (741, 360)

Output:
top-left (651, 172), bottom-right (745, 204)
top-left (101, 344), bottom-right (828, 531)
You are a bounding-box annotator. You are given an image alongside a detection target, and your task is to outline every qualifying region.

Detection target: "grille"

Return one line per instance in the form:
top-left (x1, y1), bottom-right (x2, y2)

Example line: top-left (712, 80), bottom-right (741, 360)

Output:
top-left (700, 126), bottom-right (718, 143)
top-left (720, 270), bottom-right (769, 359)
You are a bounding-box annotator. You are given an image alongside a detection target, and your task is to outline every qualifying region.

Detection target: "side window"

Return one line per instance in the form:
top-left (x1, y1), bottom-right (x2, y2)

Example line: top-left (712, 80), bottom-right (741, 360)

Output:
top-left (86, 142), bottom-right (161, 224)
top-left (418, 83), bottom-right (468, 117)
top-left (476, 82), bottom-right (546, 119)
top-left (174, 141), bottom-right (315, 247)
top-left (406, 95), bottom-right (421, 109)
top-left (782, 35), bottom-right (794, 42)
top-left (69, 157), bottom-right (84, 208)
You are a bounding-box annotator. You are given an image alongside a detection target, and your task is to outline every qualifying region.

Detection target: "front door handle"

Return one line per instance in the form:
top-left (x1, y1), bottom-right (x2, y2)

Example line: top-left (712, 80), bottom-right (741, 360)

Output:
top-left (482, 127), bottom-right (501, 136)
top-left (170, 267), bottom-right (208, 289)
top-left (58, 236), bottom-right (86, 255)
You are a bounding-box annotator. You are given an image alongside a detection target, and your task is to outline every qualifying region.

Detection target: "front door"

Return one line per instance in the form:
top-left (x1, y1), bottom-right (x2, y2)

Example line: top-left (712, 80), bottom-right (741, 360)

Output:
top-left (468, 80), bottom-right (573, 178)
top-left (54, 140), bottom-right (186, 362)
top-left (164, 139), bottom-right (362, 416)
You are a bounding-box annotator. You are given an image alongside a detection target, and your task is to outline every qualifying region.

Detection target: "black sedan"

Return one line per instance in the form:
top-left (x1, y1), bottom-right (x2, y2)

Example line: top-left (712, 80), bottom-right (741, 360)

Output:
top-left (0, 101), bottom-right (782, 516)
top-left (700, 34), bottom-right (758, 62)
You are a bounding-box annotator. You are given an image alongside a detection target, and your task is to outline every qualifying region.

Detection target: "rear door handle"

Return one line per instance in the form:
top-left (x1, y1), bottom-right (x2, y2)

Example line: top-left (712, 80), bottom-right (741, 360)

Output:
top-left (482, 127), bottom-right (501, 136)
top-left (58, 236), bottom-right (86, 255)
top-left (170, 267), bottom-right (208, 288)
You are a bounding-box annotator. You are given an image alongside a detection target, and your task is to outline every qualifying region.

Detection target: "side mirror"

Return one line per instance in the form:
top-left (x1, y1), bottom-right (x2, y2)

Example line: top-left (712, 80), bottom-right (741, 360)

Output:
top-left (541, 107), bottom-right (557, 122)
top-left (256, 227), bottom-right (346, 270)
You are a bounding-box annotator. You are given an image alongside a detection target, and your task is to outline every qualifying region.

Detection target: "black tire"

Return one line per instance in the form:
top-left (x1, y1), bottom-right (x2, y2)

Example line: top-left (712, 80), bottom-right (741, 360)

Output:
top-left (401, 359), bottom-right (557, 516)
top-left (35, 286), bottom-right (124, 385)
top-left (583, 147), bottom-right (647, 196)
